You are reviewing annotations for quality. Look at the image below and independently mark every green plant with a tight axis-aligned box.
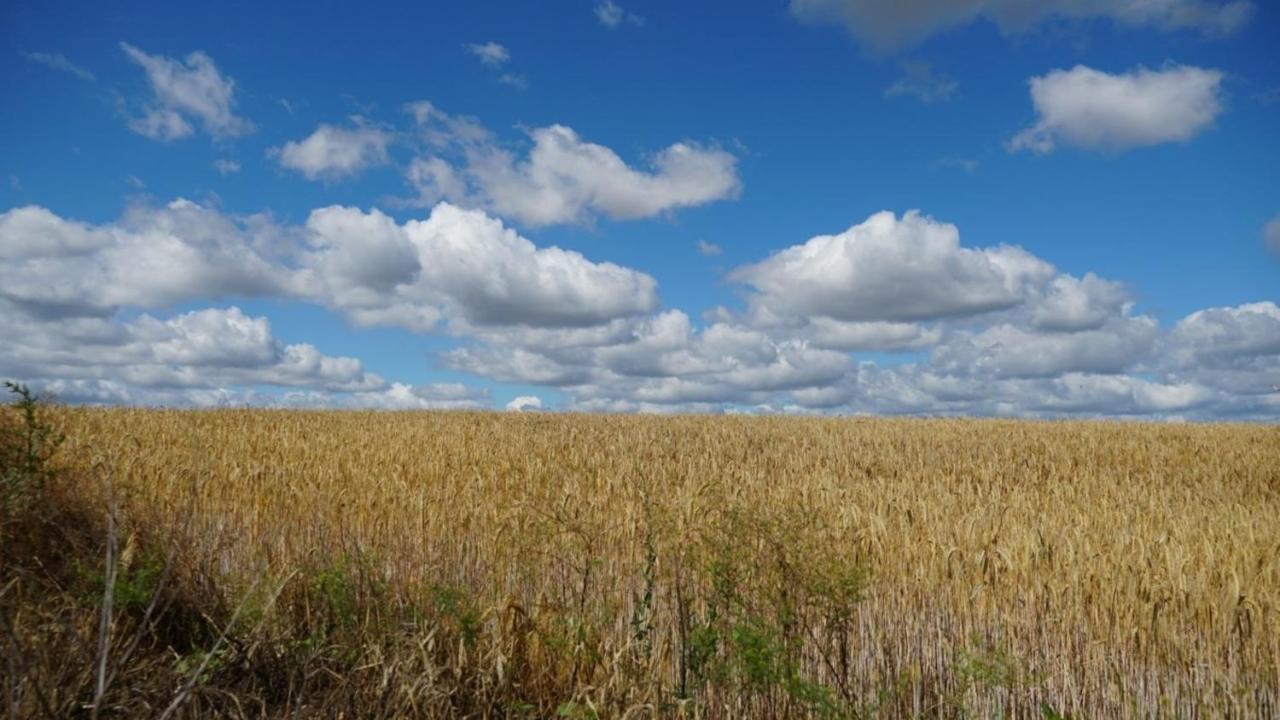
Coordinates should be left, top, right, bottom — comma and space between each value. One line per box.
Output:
430, 582, 482, 646
1, 382, 65, 511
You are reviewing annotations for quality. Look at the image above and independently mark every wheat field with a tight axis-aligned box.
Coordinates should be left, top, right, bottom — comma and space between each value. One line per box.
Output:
24, 408, 1280, 717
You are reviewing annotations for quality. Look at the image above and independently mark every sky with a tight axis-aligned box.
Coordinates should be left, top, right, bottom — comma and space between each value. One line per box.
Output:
1, 0, 1278, 419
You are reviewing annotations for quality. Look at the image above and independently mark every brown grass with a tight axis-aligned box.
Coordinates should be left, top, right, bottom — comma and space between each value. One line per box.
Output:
4, 407, 1279, 718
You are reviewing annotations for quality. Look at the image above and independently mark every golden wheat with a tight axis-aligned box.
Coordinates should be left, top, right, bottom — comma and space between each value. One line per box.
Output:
49, 408, 1280, 718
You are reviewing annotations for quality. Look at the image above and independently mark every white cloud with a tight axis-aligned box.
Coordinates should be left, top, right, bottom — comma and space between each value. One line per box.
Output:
1265, 216, 1280, 256
6, 199, 1275, 420
0, 201, 286, 317
334, 382, 488, 410
120, 43, 252, 140
885, 61, 957, 103
596, 1, 644, 28
130, 108, 193, 141
0, 199, 657, 334
696, 239, 723, 256
730, 210, 1052, 323
804, 318, 941, 352
790, 0, 1254, 51
506, 395, 543, 411
498, 73, 528, 89
1165, 303, 1280, 401
274, 122, 393, 181
0, 306, 383, 395
301, 203, 658, 329
405, 106, 740, 226
432, 210, 1280, 420
213, 159, 241, 175
445, 309, 853, 409
930, 316, 1159, 379
1009, 65, 1224, 153
466, 42, 510, 67
1028, 273, 1130, 331
24, 378, 491, 411
23, 51, 95, 81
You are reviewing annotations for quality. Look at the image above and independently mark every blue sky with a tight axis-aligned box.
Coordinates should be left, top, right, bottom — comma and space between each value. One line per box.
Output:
2, 0, 1278, 418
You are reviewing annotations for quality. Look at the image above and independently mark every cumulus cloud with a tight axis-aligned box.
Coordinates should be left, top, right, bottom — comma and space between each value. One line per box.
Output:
0, 199, 655, 334
930, 316, 1159, 379
301, 203, 658, 329
803, 318, 941, 352
1009, 65, 1224, 153
446, 311, 852, 409
0, 305, 383, 396
789, 0, 1254, 51
22, 51, 95, 81
213, 159, 241, 175
327, 382, 489, 410
506, 395, 543, 411
731, 210, 1052, 323
121, 43, 253, 140
1163, 302, 1280, 402
27, 378, 490, 411
403, 104, 740, 226
431, 210, 1276, 420
5, 199, 1275, 420
466, 42, 510, 67
0, 201, 286, 317
274, 121, 393, 181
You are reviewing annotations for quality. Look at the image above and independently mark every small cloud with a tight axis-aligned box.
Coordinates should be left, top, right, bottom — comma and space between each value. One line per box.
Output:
498, 73, 528, 89
1264, 215, 1280, 256
272, 120, 393, 182
505, 395, 543, 412
8, 175, 22, 191
935, 157, 979, 174
214, 159, 241, 175
22, 50, 95, 81
467, 42, 510, 67
885, 61, 957, 104
125, 175, 146, 189
1008, 64, 1223, 154
595, 1, 644, 28
696, 239, 724, 256
120, 43, 253, 141
278, 98, 299, 115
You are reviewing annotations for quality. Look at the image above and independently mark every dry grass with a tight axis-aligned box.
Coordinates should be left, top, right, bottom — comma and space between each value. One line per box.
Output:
5, 407, 1279, 718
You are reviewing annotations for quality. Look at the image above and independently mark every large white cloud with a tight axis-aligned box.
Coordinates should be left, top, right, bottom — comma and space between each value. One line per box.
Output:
403, 105, 740, 226
1009, 65, 1224, 153
1164, 302, 1280, 400
274, 122, 393, 181
445, 309, 852, 409
436, 211, 1276, 420
929, 316, 1159, 379
4, 199, 1275, 420
0, 199, 657, 333
790, 0, 1253, 51
730, 211, 1054, 323
0, 306, 381, 393
0, 201, 286, 317
121, 43, 253, 140
300, 203, 658, 329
